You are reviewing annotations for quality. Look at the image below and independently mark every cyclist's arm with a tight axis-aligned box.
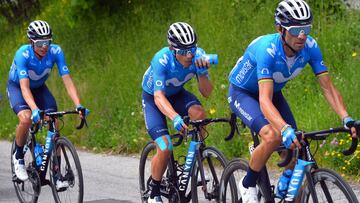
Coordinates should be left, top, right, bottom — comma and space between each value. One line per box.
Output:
258, 81, 286, 132
197, 75, 213, 98
62, 74, 81, 106
19, 79, 38, 110
317, 74, 349, 120
154, 90, 179, 120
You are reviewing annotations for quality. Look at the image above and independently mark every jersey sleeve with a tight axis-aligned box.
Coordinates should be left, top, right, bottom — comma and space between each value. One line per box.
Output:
51, 45, 70, 76
151, 53, 168, 93
14, 49, 30, 80
307, 37, 328, 77
256, 43, 275, 83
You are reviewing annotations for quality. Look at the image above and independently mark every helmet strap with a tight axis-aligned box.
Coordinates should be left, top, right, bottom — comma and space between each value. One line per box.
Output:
281, 28, 297, 55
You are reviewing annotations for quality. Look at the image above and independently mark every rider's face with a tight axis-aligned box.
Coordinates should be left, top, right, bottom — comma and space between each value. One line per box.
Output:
175, 50, 195, 68
31, 39, 50, 58
282, 28, 307, 54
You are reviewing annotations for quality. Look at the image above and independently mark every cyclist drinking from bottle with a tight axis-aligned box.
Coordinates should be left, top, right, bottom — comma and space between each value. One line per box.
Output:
7, 20, 89, 189
141, 22, 214, 203
227, 1, 358, 202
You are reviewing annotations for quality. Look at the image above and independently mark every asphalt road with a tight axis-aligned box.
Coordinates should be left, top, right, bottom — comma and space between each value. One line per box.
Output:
1, 140, 359, 203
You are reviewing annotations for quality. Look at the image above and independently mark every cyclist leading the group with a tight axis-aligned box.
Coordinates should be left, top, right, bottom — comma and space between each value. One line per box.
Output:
227, 0, 358, 202
7, 20, 88, 186
141, 22, 214, 203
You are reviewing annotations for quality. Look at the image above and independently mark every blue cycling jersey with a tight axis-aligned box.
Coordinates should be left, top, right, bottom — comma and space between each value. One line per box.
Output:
142, 47, 208, 96
229, 33, 328, 93
8, 44, 70, 88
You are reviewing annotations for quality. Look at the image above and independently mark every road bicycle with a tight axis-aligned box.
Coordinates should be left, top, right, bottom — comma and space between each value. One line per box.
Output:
139, 114, 239, 202
220, 121, 359, 203
11, 109, 87, 203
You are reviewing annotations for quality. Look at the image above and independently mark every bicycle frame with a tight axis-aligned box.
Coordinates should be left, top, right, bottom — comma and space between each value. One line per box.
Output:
249, 126, 358, 203
165, 129, 203, 201
27, 119, 58, 184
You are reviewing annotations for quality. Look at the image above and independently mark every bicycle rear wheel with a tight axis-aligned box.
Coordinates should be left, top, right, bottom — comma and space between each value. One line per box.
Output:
11, 138, 41, 203
139, 141, 157, 202
191, 146, 235, 202
50, 137, 83, 203
301, 168, 358, 203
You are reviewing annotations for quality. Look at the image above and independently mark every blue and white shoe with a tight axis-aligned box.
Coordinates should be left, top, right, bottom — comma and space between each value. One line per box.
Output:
148, 196, 163, 203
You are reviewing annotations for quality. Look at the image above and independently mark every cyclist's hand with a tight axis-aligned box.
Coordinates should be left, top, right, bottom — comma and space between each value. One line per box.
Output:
195, 57, 210, 76
343, 116, 358, 138
31, 109, 41, 123
281, 125, 301, 149
172, 115, 187, 132
76, 104, 90, 119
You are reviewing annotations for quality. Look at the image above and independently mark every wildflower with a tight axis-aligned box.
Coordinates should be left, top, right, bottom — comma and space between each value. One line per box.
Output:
133, 138, 138, 143
131, 112, 135, 116
330, 138, 338, 146
342, 167, 346, 170
210, 108, 216, 115
352, 52, 357, 57
320, 140, 326, 148
220, 84, 226, 89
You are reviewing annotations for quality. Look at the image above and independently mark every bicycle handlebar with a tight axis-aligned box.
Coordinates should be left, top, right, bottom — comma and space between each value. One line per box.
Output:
277, 123, 359, 167
171, 113, 239, 147
32, 110, 88, 134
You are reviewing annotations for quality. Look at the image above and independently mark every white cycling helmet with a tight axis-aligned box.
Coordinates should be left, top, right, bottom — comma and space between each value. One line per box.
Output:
167, 22, 197, 49
27, 20, 52, 40
275, 0, 312, 27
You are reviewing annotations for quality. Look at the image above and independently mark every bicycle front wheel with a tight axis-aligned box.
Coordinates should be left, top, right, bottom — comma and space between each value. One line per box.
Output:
50, 137, 83, 203
190, 146, 234, 202
301, 168, 358, 203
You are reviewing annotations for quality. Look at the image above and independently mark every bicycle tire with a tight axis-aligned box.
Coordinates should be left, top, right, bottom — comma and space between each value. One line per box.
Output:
139, 141, 157, 203
219, 158, 248, 203
50, 137, 83, 203
139, 141, 185, 203
11, 138, 40, 203
191, 146, 234, 202
301, 168, 359, 203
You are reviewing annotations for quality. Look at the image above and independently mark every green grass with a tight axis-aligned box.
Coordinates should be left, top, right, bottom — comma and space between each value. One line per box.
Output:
0, 0, 359, 178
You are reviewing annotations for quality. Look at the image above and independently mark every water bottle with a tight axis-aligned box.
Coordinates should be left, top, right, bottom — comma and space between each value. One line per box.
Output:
194, 53, 218, 65
34, 143, 44, 167
285, 159, 313, 202
275, 169, 293, 199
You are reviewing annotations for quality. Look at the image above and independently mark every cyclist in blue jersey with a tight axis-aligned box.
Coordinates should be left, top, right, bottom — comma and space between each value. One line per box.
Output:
6, 20, 88, 186
227, 1, 358, 202
142, 22, 214, 203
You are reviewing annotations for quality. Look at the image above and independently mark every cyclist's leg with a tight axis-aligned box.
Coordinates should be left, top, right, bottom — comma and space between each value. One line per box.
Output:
7, 80, 32, 180
228, 85, 281, 201
272, 91, 297, 168
169, 89, 205, 135
142, 91, 173, 198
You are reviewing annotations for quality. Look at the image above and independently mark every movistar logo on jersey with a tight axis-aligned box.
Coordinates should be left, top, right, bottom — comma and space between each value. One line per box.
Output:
159, 54, 169, 66
306, 38, 317, 48
272, 67, 303, 83
165, 73, 194, 87
28, 68, 51, 81
266, 43, 277, 58
22, 50, 30, 59
235, 60, 253, 83
50, 47, 62, 55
